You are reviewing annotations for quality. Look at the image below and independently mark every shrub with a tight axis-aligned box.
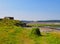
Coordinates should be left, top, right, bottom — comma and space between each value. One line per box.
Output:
30, 28, 41, 37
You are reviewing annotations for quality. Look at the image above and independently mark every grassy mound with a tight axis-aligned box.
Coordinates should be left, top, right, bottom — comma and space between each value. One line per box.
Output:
0, 18, 25, 27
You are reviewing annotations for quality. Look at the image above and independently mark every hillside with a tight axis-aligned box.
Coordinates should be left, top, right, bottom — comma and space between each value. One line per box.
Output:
0, 17, 60, 44
0, 17, 26, 27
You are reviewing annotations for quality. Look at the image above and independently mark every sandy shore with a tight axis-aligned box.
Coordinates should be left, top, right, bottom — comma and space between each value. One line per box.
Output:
24, 27, 60, 32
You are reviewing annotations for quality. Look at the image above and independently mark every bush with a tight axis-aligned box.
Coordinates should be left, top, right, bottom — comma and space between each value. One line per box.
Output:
31, 28, 41, 37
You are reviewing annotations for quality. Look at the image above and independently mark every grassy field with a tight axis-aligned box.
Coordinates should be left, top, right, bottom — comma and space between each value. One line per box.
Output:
27, 23, 60, 27
0, 26, 60, 44
0, 19, 60, 44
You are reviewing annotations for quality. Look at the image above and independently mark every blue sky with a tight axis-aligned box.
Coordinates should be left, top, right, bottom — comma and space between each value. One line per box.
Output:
0, 0, 60, 20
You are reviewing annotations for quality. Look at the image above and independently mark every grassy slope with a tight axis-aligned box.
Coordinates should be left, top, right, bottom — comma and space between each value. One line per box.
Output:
0, 19, 60, 44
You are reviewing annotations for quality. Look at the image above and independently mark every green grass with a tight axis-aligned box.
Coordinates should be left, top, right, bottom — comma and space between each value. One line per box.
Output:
0, 26, 60, 44
0, 18, 60, 44
28, 24, 60, 27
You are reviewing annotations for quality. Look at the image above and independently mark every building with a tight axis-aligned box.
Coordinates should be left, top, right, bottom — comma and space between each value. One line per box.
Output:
4, 17, 14, 20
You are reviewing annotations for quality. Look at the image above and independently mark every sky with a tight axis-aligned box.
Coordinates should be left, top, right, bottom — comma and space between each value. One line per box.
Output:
0, 0, 60, 21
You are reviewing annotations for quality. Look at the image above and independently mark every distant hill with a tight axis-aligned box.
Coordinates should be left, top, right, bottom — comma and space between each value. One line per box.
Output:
21, 20, 34, 23
37, 20, 60, 22
21, 20, 60, 23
